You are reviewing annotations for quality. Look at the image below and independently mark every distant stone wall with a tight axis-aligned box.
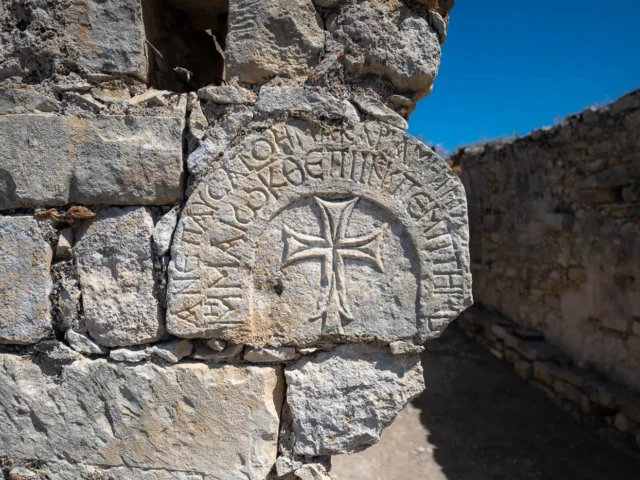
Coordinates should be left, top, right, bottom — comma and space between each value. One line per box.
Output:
452, 90, 640, 392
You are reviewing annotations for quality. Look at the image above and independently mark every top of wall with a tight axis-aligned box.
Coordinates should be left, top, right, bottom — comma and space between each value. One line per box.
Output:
450, 89, 640, 167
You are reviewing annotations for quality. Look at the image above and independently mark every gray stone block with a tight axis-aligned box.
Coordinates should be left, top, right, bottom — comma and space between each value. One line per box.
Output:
0, 215, 52, 344
327, 1, 441, 99
74, 207, 164, 347
256, 86, 359, 122
0, 354, 283, 478
351, 95, 408, 130
225, 0, 324, 84
285, 344, 424, 455
198, 85, 257, 105
0, 0, 147, 80
0, 114, 184, 209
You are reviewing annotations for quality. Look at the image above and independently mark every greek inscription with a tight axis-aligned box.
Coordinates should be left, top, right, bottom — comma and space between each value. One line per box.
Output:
167, 121, 470, 343
407, 192, 433, 221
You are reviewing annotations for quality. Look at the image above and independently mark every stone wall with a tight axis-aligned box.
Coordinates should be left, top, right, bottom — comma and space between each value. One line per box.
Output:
0, 1, 468, 479
451, 91, 640, 450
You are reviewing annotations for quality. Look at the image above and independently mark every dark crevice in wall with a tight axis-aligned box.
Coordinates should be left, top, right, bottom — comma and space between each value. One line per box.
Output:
142, 0, 229, 92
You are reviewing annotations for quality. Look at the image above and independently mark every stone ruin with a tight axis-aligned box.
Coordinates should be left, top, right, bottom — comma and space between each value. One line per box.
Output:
451, 90, 640, 453
0, 0, 470, 478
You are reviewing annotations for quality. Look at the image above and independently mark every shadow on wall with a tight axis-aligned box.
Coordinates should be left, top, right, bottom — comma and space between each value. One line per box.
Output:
412, 323, 640, 480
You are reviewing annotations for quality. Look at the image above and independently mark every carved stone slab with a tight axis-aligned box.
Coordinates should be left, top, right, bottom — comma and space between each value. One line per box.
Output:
167, 120, 471, 346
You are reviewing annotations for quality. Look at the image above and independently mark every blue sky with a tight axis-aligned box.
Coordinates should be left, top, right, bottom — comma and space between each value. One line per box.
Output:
409, 0, 640, 153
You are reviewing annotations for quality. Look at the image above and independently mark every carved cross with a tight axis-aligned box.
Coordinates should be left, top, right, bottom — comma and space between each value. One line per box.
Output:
281, 196, 386, 333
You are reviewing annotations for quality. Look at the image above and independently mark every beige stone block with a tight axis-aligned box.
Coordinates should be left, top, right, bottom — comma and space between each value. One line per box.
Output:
0, 355, 284, 477
225, 0, 324, 84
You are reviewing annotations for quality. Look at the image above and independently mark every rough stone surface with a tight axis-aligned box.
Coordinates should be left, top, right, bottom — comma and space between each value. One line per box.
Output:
453, 90, 640, 391
351, 95, 409, 130
327, 1, 441, 98
225, 0, 324, 84
150, 339, 193, 363
187, 107, 254, 176
0, 0, 148, 81
109, 346, 151, 363
191, 343, 244, 361
17, 462, 206, 480
188, 100, 208, 140
75, 207, 164, 347
294, 464, 331, 480
153, 207, 180, 257
389, 340, 425, 355
0, 114, 185, 209
244, 346, 297, 363
285, 344, 424, 455
65, 329, 109, 355
0, 354, 284, 478
207, 338, 227, 351
256, 87, 359, 122
55, 228, 74, 259
34, 340, 82, 363
56, 277, 84, 333
0, 216, 52, 344
168, 119, 471, 346
8, 467, 39, 479
198, 85, 257, 105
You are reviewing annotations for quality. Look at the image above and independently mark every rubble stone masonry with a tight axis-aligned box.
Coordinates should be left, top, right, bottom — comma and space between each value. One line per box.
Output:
452, 90, 640, 452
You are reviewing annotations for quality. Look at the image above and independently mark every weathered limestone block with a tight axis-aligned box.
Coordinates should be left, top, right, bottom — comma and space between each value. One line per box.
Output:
0, 114, 184, 209
25, 462, 205, 480
75, 207, 164, 347
65, 329, 109, 355
225, 0, 325, 84
153, 207, 180, 257
0, 216, 52, 344
0, 0, 147, 80
150, 339, 193, 363
327, 1, 441, 98
168, 119, 471, 346
109, 346, 151, 363
351, 95, 409, 130
55, 228, 74, 259
245, 346, 297, 363
0, 354, 283, 478
0, 84, 59, 115
285, 344, 424, 454
198, 85, 258, 105
256, 86, 359, 122
187, 106, 255, 176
